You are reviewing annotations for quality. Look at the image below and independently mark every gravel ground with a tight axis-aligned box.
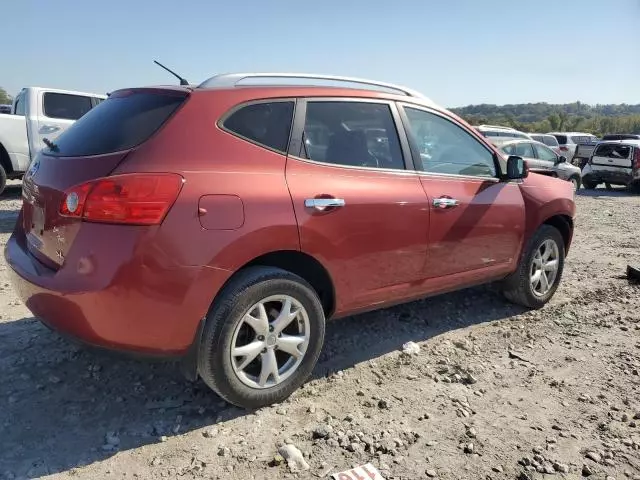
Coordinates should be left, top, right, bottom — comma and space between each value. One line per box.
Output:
1, 181, 639, 480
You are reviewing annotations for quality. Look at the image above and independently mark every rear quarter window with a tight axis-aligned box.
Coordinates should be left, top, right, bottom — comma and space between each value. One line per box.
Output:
46, 90, 186, 157
543, 136, 559, 147
222, 101, 294, 153
552, 135, 568, 145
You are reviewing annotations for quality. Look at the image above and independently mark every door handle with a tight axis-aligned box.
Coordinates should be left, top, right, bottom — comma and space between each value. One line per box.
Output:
304, 198, 346, 211
433, 197, 459, 209
39, 125, 61, 134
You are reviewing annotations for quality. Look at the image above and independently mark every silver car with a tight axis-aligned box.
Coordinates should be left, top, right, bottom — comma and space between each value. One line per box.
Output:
491, 138, 583, 190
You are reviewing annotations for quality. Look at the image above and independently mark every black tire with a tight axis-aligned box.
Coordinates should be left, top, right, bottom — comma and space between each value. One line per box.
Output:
569, 175, 581, 191
0, 163, 6, 196
605, 182, 613, 191
502, 225, 565, 309
582, 178, 598, 190
197, 266, 325, 409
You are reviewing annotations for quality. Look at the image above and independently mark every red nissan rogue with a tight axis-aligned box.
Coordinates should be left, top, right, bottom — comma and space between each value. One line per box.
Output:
5, 73, 576, 409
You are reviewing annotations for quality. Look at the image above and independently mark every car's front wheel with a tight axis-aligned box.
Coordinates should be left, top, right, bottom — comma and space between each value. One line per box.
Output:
502, 225, 565, 309
198, 266, 325, 409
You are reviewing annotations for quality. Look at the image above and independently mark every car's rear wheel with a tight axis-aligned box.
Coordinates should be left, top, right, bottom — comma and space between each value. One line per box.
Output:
502, 225, 565, 309
198, 266, 325, 409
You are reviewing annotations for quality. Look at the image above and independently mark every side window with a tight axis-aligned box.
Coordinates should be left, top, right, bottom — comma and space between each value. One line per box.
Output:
543, 136, 558, 147
43, 93, 93, 120
14, 94, 25, 116
302, 101, 404, 170
403, 107, 496, 177
513, 142, 535, 158
534, 144, 558, 162
222, 101, 294, 153
502, 144, 517, 156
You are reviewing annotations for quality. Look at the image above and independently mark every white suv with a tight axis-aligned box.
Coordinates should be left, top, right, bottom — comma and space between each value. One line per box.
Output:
476, 125, 533, 141
581, 140, 640, 191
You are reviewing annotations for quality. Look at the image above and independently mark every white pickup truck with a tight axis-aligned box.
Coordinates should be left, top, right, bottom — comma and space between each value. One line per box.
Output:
0, 87, 106, 194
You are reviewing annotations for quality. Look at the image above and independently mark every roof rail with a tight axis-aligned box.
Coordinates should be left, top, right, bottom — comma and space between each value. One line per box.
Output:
197, 73, 430, 100
477, 124, 517, 131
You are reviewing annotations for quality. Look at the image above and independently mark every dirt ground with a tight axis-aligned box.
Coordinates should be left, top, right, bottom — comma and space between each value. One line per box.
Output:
1, 180, 639, 480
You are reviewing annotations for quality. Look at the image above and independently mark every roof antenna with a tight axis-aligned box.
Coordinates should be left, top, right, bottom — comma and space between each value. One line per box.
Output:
153, 60, 189, 86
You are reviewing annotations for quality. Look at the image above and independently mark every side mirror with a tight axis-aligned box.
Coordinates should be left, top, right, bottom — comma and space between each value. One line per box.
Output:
505, 155, 528, 180
556, 155, 567, 164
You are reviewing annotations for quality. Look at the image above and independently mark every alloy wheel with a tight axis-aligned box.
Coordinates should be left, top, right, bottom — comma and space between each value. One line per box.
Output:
530, 239, 560, 297
230, 295, 310, 389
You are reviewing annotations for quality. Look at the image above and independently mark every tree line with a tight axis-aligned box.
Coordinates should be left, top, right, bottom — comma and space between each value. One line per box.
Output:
450, 102, 640, 136
0, 87, 12, 105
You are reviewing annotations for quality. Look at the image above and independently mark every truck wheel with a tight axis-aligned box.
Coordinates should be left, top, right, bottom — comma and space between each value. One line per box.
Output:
198, 266, 325, 409
502, 225, 565, 309
0, 164, 6, 196
582, 178, 598, 190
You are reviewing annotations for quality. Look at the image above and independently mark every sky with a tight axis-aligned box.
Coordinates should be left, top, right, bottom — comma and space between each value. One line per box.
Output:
2, 0, 639, 107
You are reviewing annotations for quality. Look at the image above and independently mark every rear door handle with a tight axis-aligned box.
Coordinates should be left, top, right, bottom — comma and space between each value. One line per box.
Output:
304, 198, 346, 211
433, 197, 459, 209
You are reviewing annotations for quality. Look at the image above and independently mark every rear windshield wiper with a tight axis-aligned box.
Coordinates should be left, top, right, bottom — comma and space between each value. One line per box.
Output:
43, 137, 59, 152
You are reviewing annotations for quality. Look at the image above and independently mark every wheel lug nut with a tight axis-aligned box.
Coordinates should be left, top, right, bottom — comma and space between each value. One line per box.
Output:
257, 335, 264, 341
269, 325, 274, 332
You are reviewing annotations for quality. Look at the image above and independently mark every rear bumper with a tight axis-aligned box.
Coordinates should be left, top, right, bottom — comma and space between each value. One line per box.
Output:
584, 166, 637, 185
5, 225, 231, 356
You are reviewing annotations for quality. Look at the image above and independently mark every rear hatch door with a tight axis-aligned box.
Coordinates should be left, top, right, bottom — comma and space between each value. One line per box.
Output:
591, 143, 633, 169
20, 88, 188, 268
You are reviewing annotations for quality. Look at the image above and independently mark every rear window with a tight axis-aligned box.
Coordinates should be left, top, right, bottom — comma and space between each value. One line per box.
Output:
594, 144, 631, 158
571, 135, 596, 144
552, 134, 568, 145
46, 91, 186, 157
542, 136, 559, 147
43, 92, 93, 120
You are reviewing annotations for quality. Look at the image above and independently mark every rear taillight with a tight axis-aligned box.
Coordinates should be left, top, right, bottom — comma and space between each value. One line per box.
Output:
60, 173, 183, 225
559, 146, 569, 152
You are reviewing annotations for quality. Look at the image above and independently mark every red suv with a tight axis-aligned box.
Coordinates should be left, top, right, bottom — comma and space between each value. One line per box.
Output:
5, 74, 575, 409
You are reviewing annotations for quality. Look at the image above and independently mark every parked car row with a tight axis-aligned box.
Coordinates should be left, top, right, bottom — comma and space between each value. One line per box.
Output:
475, 124, 640, 191
475, 126, 584, 190
4, 72, 576, 408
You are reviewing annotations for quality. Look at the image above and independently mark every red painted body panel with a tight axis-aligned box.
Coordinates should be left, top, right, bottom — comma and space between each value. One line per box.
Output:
285, 157, 429, 315
4, 84, 576, 357
419, 176, 525, 278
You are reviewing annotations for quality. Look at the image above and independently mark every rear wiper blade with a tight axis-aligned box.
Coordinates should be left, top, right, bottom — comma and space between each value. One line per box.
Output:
43, 137, 59, 151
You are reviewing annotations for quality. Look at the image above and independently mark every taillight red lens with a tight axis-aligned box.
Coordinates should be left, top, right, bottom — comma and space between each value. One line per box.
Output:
60, 173, 183, 225
559, 146, 569, 152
